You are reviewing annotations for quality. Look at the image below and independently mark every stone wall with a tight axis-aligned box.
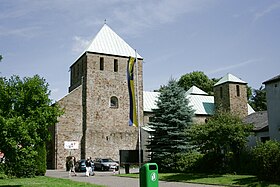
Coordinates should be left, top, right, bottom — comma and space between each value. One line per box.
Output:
52, 53, 143, 169
84, 53, 143, 161
192, 115, 209, 124
55, 86, 83, 169
214, 83, 247, 118
228, 83, 248, 118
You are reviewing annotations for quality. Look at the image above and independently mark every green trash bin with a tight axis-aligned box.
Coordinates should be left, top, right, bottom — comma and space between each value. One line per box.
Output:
140, 163, 158, 187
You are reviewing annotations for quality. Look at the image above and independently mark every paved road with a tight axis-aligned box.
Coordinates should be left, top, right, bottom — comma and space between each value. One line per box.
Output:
46, 169, 221, 187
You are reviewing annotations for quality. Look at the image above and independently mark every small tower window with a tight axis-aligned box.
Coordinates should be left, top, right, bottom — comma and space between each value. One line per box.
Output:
110, 96, 118, 108
220, 87, 223, 98
236, 85, 240, 97
100, 57, 104, 71
114, 59, 118, 72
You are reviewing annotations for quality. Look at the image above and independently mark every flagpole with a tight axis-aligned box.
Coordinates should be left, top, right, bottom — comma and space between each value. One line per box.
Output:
135, 49, 141, 169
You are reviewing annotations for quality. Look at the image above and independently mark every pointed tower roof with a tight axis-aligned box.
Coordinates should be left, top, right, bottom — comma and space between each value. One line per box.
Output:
214, 73, 246, 86
186, 86, 208, 95
85, 24, 142, 59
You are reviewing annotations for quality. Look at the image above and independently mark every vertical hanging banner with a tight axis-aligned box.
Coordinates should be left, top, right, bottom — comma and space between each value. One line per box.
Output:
127, 56, 138, 127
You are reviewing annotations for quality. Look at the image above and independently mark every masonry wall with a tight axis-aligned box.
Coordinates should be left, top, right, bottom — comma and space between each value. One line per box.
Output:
52, 52, 144, 169
55, 86, 83, 169
214, 84, 230, 112
192, 115, 209, 124
229, 84, 247, 117
214, 83, 247, 118
69, 55, 86, 92
84, 53, 143, 161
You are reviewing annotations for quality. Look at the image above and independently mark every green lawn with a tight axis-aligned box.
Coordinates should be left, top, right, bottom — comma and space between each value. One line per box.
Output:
120, 173, 280, 187
0, 176, 105, 187
1, 173, 280, 187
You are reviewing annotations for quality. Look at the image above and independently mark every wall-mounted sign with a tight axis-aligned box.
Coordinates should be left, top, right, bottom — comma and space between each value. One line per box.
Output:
64, 141, 79, 150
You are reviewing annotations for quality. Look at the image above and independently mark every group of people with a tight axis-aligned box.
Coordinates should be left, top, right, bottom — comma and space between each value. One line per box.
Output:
68, 156, 94, 177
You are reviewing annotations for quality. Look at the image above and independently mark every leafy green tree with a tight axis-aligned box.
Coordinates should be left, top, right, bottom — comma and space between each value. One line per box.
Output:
178, 71, 218, 95
252, 140, 280, 182
188, 113, 253, 172
249, 86, 267, 111
0, 75, 63, 177
147, 79, 194, 171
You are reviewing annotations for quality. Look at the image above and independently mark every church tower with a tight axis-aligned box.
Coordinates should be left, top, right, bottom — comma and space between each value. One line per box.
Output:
50, 24, 143, 169
213, 73, 248, 118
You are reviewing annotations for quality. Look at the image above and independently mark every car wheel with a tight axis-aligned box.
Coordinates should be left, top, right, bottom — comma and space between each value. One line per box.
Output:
101, 166, 104, 171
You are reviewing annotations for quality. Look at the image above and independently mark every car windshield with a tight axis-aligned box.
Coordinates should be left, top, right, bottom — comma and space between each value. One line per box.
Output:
102, 159, 114, 162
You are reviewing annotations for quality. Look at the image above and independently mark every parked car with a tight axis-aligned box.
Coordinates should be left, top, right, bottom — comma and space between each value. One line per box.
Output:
94, 158, 119, 171
74, 159, 94, 172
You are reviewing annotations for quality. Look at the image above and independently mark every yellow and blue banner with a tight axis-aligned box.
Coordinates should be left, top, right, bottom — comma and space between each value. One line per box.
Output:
127, 57, 138, 127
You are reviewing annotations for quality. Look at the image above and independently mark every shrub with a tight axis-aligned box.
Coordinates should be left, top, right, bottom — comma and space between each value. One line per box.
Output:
35, 143, 47, 176
252, 140, 280, 182
4, 146, 37, 178
0, 164, 8, 179
227, 148, 255, 174
159, 152, 203, 173
174, 152, 204, 172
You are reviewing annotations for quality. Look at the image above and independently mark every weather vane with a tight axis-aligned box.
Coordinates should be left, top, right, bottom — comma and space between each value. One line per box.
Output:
104, 19, 107, 24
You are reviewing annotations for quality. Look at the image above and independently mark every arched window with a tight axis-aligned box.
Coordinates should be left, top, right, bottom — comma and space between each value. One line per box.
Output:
110, 96, 118, 108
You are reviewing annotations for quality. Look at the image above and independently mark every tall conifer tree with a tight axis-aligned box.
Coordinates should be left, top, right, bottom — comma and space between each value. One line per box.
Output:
147, 79, 194, 165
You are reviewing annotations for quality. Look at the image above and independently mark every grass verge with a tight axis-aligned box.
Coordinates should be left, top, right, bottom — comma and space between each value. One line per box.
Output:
0, 176, 105, 187
119, 173, 280, 187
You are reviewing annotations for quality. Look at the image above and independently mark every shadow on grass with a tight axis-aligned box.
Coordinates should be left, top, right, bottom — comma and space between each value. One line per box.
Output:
232, 177, 280, 187
160, 173, 280, 187
0, 185, 22, 187
231, 176, 261, 187
159, 173, 223, 182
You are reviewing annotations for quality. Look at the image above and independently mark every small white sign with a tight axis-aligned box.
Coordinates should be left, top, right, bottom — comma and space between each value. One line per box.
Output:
64, 141, 79, 150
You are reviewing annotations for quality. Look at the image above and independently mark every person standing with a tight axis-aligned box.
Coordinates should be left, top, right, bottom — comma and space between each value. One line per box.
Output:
68, 156, 77, 176
85, 157, 92, 177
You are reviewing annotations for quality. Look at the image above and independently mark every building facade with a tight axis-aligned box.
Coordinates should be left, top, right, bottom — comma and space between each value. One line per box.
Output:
263, 75, 280, 141
48, 24, 143, 169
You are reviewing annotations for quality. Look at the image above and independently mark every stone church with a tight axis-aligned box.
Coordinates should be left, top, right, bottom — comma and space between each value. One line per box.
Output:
47, 24, 255, 170
47, 24, 143, 169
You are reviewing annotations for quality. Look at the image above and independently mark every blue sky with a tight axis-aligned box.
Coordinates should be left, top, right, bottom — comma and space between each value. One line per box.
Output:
0, 0, 280, 101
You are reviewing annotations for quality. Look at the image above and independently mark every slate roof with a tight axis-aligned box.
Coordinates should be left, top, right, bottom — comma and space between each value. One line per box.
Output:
214, 73, 247, 86
243, 111, 268, 132
84, 24, 142, 59
263, 74, 280, 84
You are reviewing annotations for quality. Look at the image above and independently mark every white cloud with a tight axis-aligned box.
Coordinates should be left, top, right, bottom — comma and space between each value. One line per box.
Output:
72, 36, 91, 54
110, 0, 214, 37
207, 59, 262, 75
253, 1, 280, 22
0, 26, 42, 38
